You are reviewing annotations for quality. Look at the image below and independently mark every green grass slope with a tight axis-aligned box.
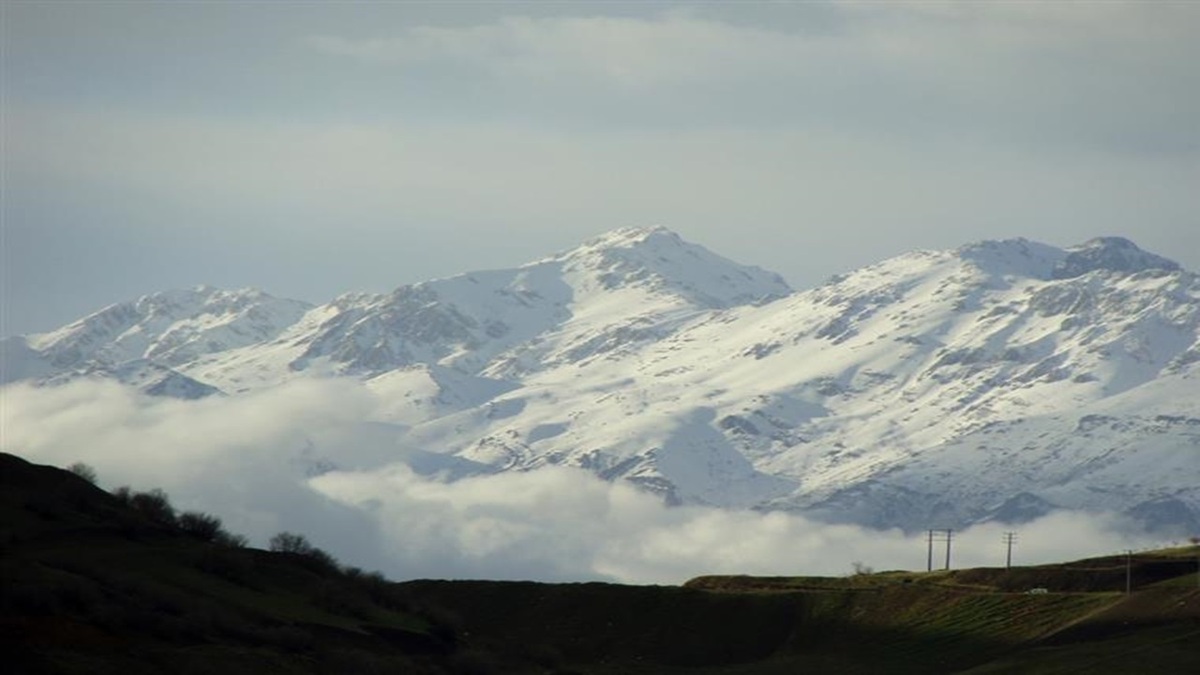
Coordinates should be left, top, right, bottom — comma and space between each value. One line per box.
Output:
397, 552, 1199, 673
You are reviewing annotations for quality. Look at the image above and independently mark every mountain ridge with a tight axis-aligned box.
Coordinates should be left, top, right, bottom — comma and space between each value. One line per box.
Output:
3, 228, 1197, 533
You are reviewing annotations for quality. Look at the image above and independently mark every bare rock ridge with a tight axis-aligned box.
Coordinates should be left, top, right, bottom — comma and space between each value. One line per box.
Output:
3, 228, 1197, 533
1054, 236, 1181, 279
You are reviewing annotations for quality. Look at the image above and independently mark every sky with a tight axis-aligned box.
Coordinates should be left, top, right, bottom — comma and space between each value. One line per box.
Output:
3, 1, 1198, 337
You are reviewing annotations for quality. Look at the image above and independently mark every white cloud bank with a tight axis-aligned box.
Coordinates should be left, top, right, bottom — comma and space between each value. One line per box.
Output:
0, 379, 1167, 584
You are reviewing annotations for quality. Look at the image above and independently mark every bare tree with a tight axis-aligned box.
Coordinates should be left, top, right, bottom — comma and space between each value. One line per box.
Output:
270, 531, 314, 555
67, 462, 98, 484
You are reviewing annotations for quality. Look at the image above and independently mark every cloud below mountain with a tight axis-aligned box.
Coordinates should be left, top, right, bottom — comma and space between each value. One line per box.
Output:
1, 378, 1164, 583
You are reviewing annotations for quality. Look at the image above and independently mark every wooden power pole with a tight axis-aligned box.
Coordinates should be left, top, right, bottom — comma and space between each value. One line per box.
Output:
926, 529, 953, 571
1003, 532, 1017, 569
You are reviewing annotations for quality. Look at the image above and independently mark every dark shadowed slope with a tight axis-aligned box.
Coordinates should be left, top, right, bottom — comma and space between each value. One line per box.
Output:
0, 452, 460, 675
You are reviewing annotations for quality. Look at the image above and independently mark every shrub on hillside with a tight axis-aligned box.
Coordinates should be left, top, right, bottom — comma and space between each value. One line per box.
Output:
129, 488, 176, 525
67, 462, 98, 484
214, 530, 249, 548
302, 546, 340, 574
269, 531, 339, 573
178, 511, 223, 541
112, 485, 250, 545
269, 531, 314, 555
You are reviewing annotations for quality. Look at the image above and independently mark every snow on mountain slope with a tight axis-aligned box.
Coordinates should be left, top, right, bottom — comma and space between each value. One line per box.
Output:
4, 286, 313, 396
40, 359, 223, 400
1053, 236, 1181, 279
29, 286, 313, 368
179, 225, 790, 393
2, 286, 313, 398
387, 236, 1199, 529
365, 365, 518, 426
3, 230, 1197, 533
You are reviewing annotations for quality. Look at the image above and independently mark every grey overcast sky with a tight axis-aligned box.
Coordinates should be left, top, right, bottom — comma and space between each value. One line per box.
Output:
3, 1, 1198, 336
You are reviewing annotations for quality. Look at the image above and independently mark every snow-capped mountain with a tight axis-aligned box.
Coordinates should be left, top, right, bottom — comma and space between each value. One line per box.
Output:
1, 286, 312, 397
4, 229, 1198, 533
173, 226, 789, 395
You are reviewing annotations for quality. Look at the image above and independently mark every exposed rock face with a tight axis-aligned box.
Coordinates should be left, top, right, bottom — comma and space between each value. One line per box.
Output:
1053, 237, 1180, 280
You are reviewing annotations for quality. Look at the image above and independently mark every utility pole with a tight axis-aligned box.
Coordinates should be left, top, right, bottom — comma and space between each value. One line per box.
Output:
926, 529, 953, 571
1190, 536, 1200, 589
1003, 532, 1017, 569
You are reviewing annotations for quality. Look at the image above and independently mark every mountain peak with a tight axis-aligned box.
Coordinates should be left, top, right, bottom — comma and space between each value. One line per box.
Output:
26, 286, 313, 372
551, 226, 791, 309
585, 224, 676, 247
1053, 236, 1180, 279
954, 236, 1182, 281
955, 238, 1067, 279
566, 225, 685, 259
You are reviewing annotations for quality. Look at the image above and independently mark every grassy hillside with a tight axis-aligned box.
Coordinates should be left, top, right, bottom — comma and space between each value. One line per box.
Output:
680, 560, 1200, 674
398, 574, 1196, 674
4, 452, 1198, 674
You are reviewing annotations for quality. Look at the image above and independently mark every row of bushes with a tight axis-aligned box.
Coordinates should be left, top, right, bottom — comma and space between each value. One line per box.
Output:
108, 485, 251, 548
66, 461, 414, 613
71, 463, 318, 558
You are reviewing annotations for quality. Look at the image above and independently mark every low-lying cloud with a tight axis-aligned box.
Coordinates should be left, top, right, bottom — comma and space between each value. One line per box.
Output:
0, 379, 1166, 584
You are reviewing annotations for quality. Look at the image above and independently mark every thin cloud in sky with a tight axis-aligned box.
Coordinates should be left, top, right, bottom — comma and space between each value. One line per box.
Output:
3, 1, 1197, 339
302, 5, 1200, 152
308, 14, 797, 87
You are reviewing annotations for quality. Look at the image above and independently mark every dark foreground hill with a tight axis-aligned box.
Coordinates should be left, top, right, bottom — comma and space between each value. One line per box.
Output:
3, 453, 1198, 674
0, 453, 464, 674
